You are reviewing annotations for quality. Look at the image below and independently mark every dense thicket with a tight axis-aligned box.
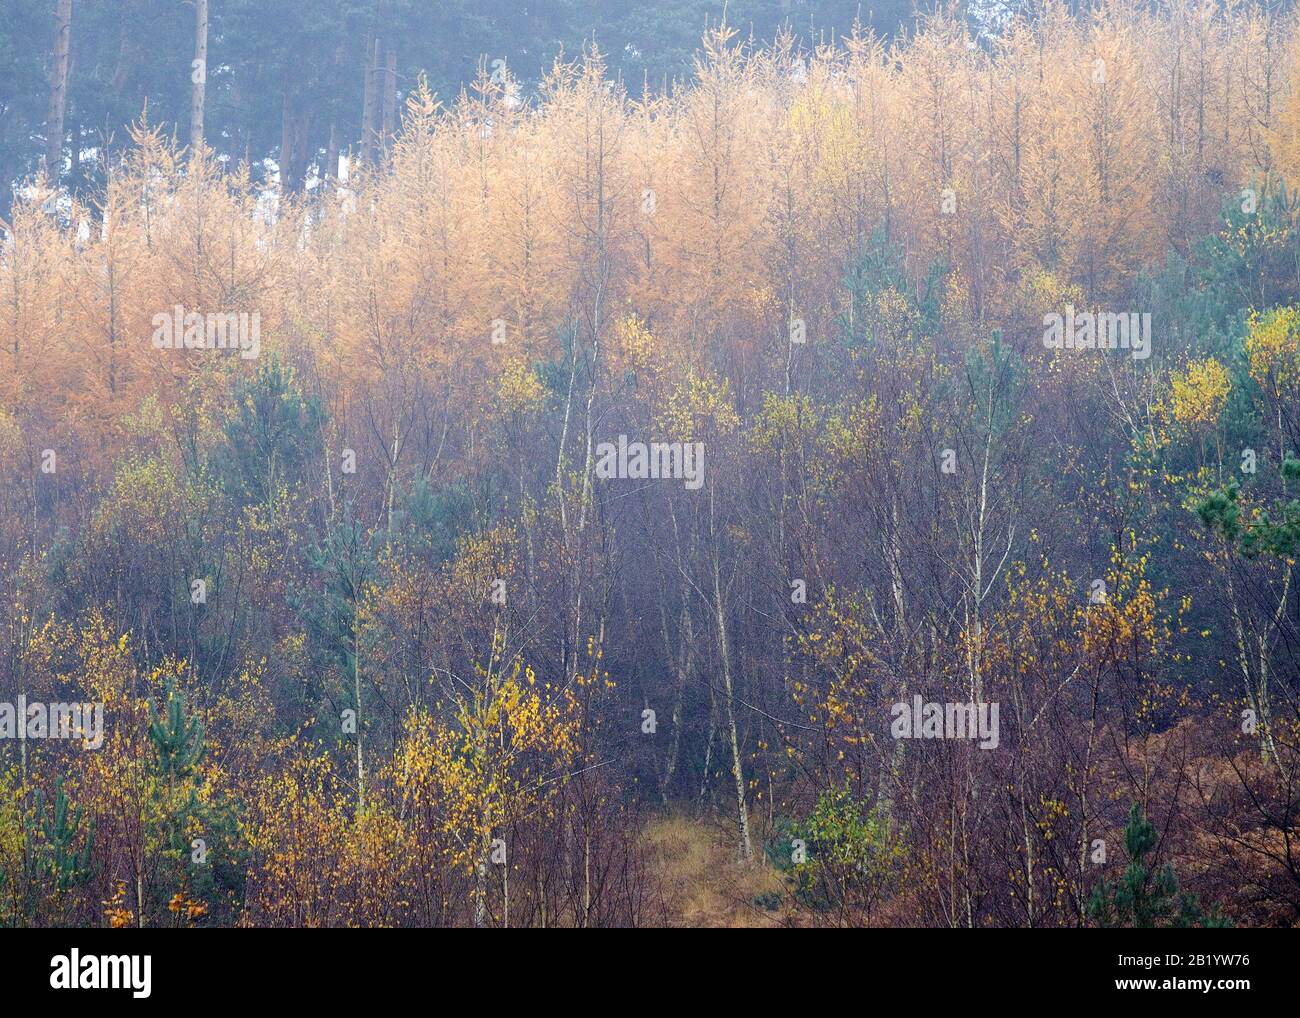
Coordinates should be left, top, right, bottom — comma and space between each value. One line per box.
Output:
5, 1, 1300, 927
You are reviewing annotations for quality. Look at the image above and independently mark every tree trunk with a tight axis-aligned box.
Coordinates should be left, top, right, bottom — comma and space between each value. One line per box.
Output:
280, 92, 293, 190
710, 491, 752, 862
325, 123, 339, 183
45, 0, 73, 178
353, 610, 365, 813
360, 35, 379, 165
190, 0, 208, 150
381, 49, 396, 159
659, 504, 694, 803
473, 815, 491, 927
278, 96, 311, 192
324, 43, 345, 182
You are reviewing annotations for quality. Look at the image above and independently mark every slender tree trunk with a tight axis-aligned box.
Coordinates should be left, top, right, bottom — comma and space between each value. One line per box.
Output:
190, 0, 208, 150
698, 695, 716, 806
45, 0, 73, 178
473, 832, 489, 928
582, 834, 591, 927
280, 92, 293, 190
294, 111, 311, 189
659, 503, 694, 803
354, 612, 365, 813
381, 49, 396, 159
360, 35, 379, 165
710, 492, 752, 862
110, 22, 130, 96
386, 421, 400, 532
324, 43, 344, 182
659, 596, 693, 803
325, 123, 339, 183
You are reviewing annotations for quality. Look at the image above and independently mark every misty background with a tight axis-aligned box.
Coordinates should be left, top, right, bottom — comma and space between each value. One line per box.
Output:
0, 0, 951, 208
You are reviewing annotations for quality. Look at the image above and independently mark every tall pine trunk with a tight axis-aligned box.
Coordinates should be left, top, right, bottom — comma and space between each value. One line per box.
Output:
381, 49, 396, 159
45, 0, 73, 178
360, 35, 379, 165
190, 0, 208, 150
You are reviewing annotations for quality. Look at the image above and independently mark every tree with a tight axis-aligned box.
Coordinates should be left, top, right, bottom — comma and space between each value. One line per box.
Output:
190, 0, 207, 150
43, 0, 72, 179
1089, 803, 1230, 928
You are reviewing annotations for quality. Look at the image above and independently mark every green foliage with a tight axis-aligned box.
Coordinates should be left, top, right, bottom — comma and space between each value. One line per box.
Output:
964, 329, 1025, 440
149, 685, 206, 784
1199, 175, 1300, 312
145, 683, 246, 924
839, 229, 947, 348
1196, 480, 1244, 542
773, 784, 901, 916
218, 356, 324, 509
296, 503, 379, 738
1, 773, 95, 926
1197, 456, 1300, 558
31, 778, 94, 894
393, 476, 475, 564
0, 769, 33, 927
1088, 804, 1230, 929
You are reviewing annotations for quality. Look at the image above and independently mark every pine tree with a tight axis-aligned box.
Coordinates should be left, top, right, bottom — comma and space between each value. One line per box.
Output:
32, 777, 94, 894
148, 685, 206, 786
1089, 804, 1230, 928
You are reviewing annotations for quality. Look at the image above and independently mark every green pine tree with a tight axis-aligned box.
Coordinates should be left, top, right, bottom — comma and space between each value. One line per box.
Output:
148, 684, 206, 786
1089, 804, 1231, 928
32, 777, 94, 894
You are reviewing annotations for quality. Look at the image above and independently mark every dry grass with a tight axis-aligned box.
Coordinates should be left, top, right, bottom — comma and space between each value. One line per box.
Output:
641, 812, 792, 928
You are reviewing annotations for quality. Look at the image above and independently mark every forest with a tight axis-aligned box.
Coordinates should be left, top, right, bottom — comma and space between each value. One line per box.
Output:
3, 0, 1300, 929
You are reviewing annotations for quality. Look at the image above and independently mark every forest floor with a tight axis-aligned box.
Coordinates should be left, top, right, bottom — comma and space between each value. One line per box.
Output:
643, 813, 792, 927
